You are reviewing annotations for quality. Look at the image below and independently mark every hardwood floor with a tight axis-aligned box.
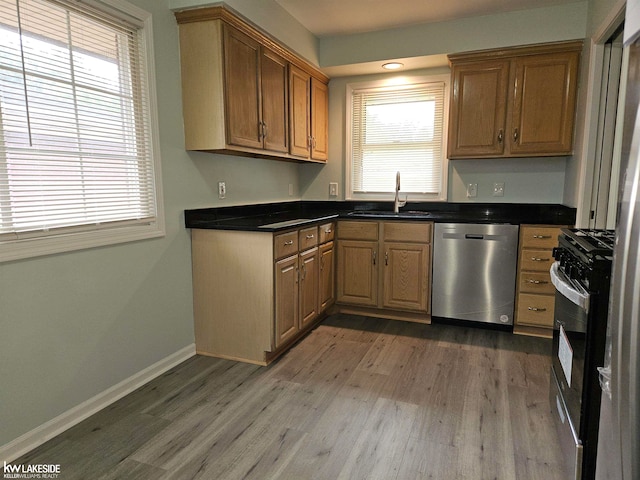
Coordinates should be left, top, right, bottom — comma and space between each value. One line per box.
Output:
17, 314, 567, 479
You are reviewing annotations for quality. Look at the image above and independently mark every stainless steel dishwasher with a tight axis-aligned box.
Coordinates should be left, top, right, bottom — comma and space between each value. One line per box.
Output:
432, 223, 519, 326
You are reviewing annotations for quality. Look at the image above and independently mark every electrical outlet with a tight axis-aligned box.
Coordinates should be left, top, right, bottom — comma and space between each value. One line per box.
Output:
466, 183, 478, 198
493, 182, 505, 197
218, 181, 226, 199
329, 182, 338, 197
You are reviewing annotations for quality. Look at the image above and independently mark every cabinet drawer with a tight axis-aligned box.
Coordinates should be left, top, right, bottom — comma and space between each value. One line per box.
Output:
299, 226, 318, 250
519, 271, 555, 295
274, 231, 298, 259
383, 222, 432, 243
338, 221, 378, 241
520, 226, 562, 249
517, 293, 555, 328
319, 222, 335, 244
519, 248, 555, 272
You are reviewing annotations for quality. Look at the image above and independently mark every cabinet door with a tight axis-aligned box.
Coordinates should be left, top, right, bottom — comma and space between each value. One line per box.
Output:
336, 240, 378, 306
289, 65, 311, 158
382, 242, 430, 312
299, 248, 319, 328
223, 25, 262, 149
448, 60, 509, 158
319, 241, 335, 312
310, 78, 328, 161
261, 48, 288, 153
510, 51, 579, 156
275, 255, 299, 348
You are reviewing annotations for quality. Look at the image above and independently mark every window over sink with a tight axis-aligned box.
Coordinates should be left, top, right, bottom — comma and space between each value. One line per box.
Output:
346, 74, 449, 202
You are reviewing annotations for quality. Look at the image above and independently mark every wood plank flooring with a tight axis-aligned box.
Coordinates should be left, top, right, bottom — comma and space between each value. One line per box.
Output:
17, 314, 567, 479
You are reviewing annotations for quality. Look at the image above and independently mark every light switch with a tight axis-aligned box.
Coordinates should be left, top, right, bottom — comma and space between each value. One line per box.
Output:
218, 181, 226, 199
329, 182, 339, 197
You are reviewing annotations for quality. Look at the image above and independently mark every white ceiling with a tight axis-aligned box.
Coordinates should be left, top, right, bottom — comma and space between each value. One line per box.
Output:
275, 0, 582, 37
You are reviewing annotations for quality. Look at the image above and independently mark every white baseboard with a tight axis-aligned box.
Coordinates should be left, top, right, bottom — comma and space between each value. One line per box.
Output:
0, 344, 196, 463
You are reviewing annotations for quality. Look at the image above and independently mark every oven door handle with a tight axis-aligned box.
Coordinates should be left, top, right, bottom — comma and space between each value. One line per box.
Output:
550, 262, 590, 312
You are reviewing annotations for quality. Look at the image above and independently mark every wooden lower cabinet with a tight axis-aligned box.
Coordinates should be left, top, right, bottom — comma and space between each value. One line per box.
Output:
191, 222, 334, 366
336, 240, 378, 306
299, 247, 319, 329
275, 254, 299, 347
514, 224, 564, 337
319, 241, 335, 312
336, 220, 432, 322
383, 242, 430, 312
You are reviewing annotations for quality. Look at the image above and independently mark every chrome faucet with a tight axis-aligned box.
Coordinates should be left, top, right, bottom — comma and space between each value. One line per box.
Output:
394, 171, 407, 213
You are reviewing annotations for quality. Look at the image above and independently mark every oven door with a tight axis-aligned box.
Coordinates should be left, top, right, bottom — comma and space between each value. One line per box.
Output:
549, 262, 590, 479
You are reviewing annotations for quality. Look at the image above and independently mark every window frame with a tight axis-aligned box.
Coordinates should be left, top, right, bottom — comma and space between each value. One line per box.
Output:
345, 74, 450, 202
0, 0, 165, 263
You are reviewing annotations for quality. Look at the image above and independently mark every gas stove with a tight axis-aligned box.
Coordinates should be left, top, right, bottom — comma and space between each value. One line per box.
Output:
554, 229, 615, 290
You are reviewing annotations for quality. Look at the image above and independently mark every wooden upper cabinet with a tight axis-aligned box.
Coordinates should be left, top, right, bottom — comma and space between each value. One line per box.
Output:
175, 5, 329, 163
447, 41, 582, 159
509, 51, 579, 156
260, 48, 289, 153
289, 65, 311, 158
310, 78, 329, 161
223, 25, 262, 149
289, 66, 329, 163
448, 60, 509, 157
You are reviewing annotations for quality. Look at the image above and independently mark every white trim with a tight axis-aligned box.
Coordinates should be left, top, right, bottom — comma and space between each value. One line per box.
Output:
0, 344, 196, 463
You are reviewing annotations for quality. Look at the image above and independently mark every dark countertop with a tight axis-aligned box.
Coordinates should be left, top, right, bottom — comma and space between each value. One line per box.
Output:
185, 201, 577, 232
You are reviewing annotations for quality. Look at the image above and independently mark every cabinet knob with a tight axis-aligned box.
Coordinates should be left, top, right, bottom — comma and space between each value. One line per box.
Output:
513, 128, 519, 142
306, 234, 315, 239
284, 240, 294, 246
498, 129, 503, 143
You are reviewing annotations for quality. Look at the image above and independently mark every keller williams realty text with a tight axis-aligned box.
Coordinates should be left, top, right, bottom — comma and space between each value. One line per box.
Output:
3, 462, 60, 479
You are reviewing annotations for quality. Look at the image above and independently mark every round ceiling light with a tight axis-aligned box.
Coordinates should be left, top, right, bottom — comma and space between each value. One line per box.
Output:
382, 62, 404, 70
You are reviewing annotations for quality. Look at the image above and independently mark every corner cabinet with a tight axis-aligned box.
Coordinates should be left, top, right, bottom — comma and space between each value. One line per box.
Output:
190, 222, 335, 365
447, 41, 582, 159
175, 6, 329, 163
336, 220, 432, 323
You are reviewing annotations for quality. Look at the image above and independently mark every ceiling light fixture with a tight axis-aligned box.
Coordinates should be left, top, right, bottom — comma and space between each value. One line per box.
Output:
382, 62, 404, 70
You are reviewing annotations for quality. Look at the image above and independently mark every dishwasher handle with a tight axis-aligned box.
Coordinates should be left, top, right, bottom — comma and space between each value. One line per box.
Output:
464, 234, 485, 240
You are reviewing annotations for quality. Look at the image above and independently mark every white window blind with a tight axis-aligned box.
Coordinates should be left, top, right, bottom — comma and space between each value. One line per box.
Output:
0, 0, 160, 257
350, 80, 446, 197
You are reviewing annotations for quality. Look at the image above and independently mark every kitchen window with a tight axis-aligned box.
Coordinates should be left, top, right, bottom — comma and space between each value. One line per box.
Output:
0, 0, 163, 262
346, 75, 449, 201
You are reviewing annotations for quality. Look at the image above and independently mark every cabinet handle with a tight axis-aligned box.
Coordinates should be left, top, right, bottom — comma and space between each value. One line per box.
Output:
262, 122, 268, 139
513, 128, 519, 142
385, 251, 388, 266
373, 251, 377, 265
498, 129, 503, 143
320, 256, 324, 270
308, 135, 313, 149
324, 228, 332, 234
531, 257, 549, 262
312, 136, 317, 149
528, 306, 547, 312
532, 235, 551, 239
284, 240, 294, 246
295, 266, 299, 284
301, 264, 306, 280
306, 234, 315, 239
527, 279, 549, 284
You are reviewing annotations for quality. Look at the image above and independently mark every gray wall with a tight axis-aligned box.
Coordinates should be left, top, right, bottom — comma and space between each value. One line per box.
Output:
0, 0, 303, 449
